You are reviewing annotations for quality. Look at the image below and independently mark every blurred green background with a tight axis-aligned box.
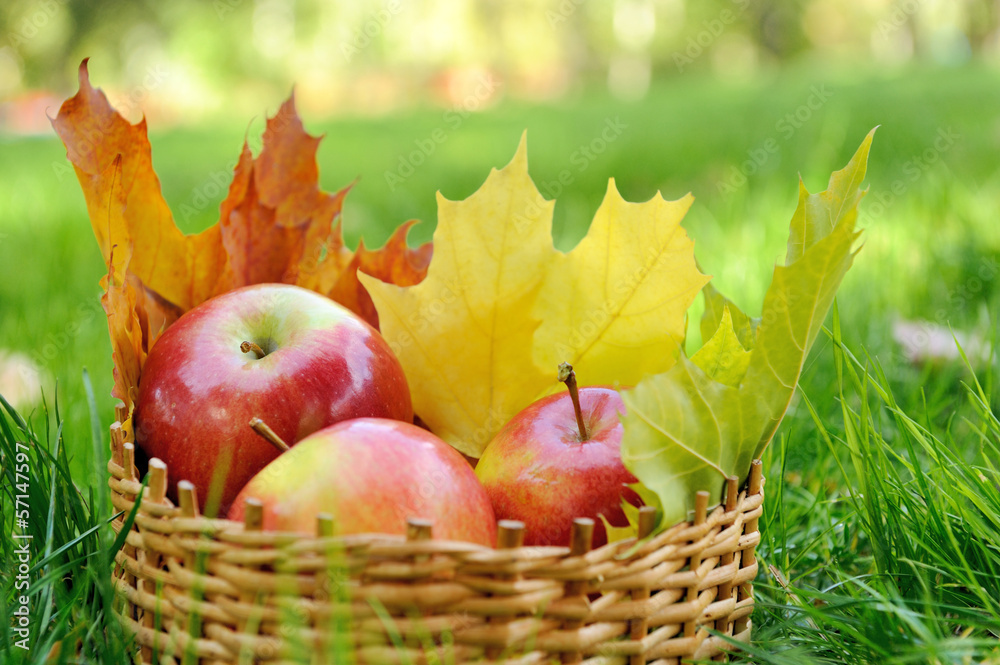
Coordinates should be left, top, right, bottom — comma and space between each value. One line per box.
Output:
1, 0, 999, 482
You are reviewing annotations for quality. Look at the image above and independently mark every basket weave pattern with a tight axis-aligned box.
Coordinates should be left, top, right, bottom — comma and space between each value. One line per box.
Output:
107, 409, 764, 664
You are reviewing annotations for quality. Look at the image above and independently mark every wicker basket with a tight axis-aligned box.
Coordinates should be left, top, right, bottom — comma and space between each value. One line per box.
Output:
107, 403, 764, 665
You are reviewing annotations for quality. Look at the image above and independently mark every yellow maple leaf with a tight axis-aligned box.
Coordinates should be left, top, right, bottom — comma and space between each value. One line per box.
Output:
533, 180, 707, 394
362, 134, 705, 457
361, 135, 556, 455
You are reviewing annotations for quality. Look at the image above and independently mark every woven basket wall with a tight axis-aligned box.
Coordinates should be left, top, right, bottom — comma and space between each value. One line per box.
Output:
106, 404, 764, 665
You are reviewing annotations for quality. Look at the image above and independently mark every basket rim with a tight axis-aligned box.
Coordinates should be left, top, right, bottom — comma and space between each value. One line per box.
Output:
108, 412, 765, 553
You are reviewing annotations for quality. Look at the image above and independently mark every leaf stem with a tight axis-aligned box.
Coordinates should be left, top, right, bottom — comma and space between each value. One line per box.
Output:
558, 362, 589, 442
249, 417, 290, 453
241, 341, 266, 359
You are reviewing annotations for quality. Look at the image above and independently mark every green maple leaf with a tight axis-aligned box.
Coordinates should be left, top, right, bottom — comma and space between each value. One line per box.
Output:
621, 128, 876, 530
691, 305, 751, 387
700, 281, 758, 351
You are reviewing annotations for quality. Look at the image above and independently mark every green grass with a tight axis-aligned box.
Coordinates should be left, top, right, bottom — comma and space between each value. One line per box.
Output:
1, 63, 1000, 662
0, 384, 133, 663
746, 313, 1000, 663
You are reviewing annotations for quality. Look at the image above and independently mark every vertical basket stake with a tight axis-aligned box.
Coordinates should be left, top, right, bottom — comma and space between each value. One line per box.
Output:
148, 458, 168, 504
108, 418, 128, 594
316, 513, 334, 537
178, 480, 200, 519
122, 442, 138, 482
113, 401, 128, 441
235, 498, 270, 661
712, 476, 740, 661
316, 511, 336, 600
114, 401, 134, 444
114, 401, 129, 428
683, 491, 710, 643
628, 505, 658, 665
405, 516, 435, 640
317, 513, 350, 665
110, 422, 125, 468
317, 513, 336, 604
139, 458, 168, 664
107, 423, 126, 616
237, 497, 265, 632
486, 520, 525, 661
734, 460, 763, 636
406, 517, 433, 561
176, 480, 205, 665
561, 517, 595, 665
119, 443, 139, 621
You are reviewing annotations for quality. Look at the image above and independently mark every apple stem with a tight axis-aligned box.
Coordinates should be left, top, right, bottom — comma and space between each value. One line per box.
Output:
249, 417, 290, 453
241, 341, 266, 359
558, 362, 589, 442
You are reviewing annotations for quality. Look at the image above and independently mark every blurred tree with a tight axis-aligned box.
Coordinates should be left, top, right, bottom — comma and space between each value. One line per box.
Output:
2, 0, 999, 124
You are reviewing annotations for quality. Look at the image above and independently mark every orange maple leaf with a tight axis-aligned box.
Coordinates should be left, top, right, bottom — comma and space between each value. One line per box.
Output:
52, 60, 431, 408
329, 220, 433, 328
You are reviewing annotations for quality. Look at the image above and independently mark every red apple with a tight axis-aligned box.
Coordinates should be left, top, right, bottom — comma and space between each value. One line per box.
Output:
475, 364, 639, 548
228, 418, 497, 547
133, 283, 412, 515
